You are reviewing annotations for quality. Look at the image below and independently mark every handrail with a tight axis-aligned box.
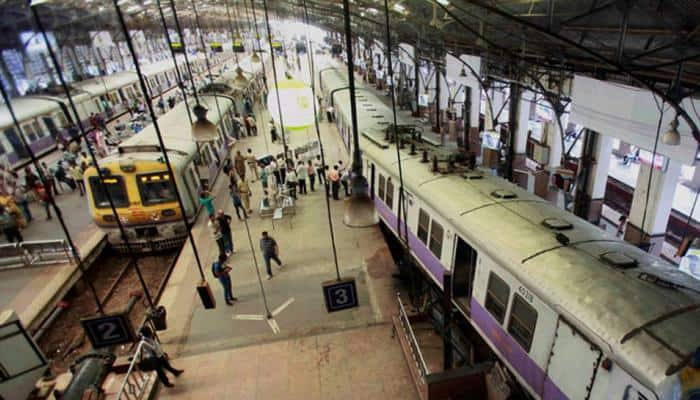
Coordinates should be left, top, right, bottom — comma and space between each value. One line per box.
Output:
396, 293, 429, 377
116, 339, 156, 400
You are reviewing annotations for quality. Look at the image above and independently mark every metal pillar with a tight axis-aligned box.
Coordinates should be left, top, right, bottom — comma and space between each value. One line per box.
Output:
435, 61, 441, 134
505, 81, 521, 182
573, 129, 596, 220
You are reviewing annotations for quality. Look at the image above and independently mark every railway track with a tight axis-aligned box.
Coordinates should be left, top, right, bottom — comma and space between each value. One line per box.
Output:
35, 246, 180, 373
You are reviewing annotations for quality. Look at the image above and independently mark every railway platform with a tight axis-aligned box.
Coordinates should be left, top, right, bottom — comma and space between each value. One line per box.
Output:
145, 103, 419, 399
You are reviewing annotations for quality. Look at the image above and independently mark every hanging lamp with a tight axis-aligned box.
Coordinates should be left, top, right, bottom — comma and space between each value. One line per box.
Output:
662, 116, 681, 146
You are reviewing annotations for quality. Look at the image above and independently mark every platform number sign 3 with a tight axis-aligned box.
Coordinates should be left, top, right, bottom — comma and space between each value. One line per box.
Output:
322, 278, 359, 312
81, 313, 136, 348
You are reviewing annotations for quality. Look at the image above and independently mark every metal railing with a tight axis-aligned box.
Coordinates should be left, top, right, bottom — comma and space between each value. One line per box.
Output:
0, 239, 74, 269
396, 293, 429, 378
116, 339, 155, 400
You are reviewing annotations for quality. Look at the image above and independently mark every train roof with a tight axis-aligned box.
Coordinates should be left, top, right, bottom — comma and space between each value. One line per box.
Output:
100, 94, 233, 162
322, 67, 700, 391
71, 72, 139, 96
0, 96, 62, 128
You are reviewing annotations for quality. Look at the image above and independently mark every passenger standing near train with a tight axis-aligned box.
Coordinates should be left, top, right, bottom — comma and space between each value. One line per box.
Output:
53, 162, 74, 191
278, 155, 287, 184
13, 186, 31, 223
139, 326, 184, 387
234, 150, 246, 181
340, 168, 351, 197
0, 205, 23, 243
199, 190, 216, 217
329, 165, 341, 200
35, 183, 51, 220
238, 179, 253, 214
246, 149, 259, 181
208, 215, 226, 258
296, 161, 307, 195
286, 166, 298, 200
211, 254, 237, 305
234, 114, 244, 138
243, 114, 252, 137
268, 159, 281, 186
270, 124, 278, 143
228, 184, 246, 220
247, 115, 258, 136
69, 162, 85, 196
307, 160, 316, 192
216, 210, 234, 256
41, 162, 58, 196
314, 155, 324, 186
24, 166, 38, 190
260, 231, 282, 280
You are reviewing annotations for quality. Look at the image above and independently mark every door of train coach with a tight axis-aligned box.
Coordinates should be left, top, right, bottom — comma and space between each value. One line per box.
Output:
545, 318, 602, 400
452, 236, 477, 314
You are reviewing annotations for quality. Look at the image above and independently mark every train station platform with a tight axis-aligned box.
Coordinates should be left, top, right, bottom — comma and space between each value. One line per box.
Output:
153, 100, 419, 398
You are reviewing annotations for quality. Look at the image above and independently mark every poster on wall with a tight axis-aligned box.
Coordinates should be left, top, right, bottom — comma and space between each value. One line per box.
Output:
528, 120, 544, 142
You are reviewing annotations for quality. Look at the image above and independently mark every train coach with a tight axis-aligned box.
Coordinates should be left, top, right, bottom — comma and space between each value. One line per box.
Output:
321, 66, 700, 400
83, 94, 236, 252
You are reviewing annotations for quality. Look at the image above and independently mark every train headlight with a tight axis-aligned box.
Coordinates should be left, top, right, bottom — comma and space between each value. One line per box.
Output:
161, 209, 176, 217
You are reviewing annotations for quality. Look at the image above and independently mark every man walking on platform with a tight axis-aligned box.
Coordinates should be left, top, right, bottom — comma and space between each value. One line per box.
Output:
216, 210, 234, 256
314, 155, 324, 185
212, 254, 237, 305
329, 165, 341, 200
208, 215, 226, 259
246, 149, 259, 181
260, 231, 282, 280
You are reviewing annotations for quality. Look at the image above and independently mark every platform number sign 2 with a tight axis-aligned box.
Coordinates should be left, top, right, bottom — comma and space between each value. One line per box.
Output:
81, 313, 136, 348
322, 278, 359, 313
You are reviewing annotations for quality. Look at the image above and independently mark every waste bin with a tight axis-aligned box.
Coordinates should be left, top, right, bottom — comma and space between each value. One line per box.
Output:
148, 306, 167, 331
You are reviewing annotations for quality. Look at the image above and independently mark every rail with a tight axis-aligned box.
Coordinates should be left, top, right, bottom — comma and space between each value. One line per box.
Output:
396, 293, 429, 378
0, 239, 74, 270
116, 339, 155, 400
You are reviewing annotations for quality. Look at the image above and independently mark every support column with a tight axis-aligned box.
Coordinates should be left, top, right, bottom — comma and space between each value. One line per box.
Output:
414, 42, 419, 115
625, 159, 681, 255
505, 81, 521, 182
434, 61, 441, 134
584, 132, 613, 223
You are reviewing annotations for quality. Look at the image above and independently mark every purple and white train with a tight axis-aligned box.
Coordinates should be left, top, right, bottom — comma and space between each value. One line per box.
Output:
321, 66, 700, 400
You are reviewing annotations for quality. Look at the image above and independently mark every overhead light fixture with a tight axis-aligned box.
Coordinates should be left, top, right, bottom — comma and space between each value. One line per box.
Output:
392, 3, 406, 13
459, 67, 467, 77
436, 0, 450, 4
191, 104, 218, 142
662, 116, 681, 146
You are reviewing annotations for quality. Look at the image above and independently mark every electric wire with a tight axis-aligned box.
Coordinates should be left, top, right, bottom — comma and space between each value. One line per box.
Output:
112, 0, 206, 281
300, 0, 342, 281
30, 3, 157, 310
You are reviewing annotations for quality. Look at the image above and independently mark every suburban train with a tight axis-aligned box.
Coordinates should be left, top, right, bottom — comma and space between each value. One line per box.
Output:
0, 52, 225, 169
321, 66, 700, 400
83, 94, 237, 251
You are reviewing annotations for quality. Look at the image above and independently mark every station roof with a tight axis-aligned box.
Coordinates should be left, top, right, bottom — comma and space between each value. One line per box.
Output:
0, 1, 698, 93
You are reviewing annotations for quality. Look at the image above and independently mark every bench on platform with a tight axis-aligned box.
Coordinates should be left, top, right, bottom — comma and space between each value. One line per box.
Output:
0, 243, 28, 269
22, 240, 74, 266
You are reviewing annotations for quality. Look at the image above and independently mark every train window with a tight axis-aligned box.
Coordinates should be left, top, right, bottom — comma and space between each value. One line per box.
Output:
22, 124, 38, 142
429, 219, 443, 258
32, 121, 45, 138
88, 176, 129, 208
378, 174, 386, 202
418, 209, 430, 244
385, 178, 394, 210
137, 172, 177, 206
507, 294, 538, 352
485, 273, 510, 324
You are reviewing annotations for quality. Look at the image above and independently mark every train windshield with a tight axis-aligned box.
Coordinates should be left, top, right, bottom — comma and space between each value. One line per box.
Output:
137, 172, 177, 206
88, 176, 129, 208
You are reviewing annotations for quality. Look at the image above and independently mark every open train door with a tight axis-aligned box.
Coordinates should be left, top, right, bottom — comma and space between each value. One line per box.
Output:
545, 318, 602, 399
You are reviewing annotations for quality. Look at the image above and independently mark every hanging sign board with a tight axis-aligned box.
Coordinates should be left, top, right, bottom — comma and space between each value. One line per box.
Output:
171, 42, 185, 54
322, 278, 359, 313
81, 312, 136, 348
210, 42, 223, 53
233, 39, 245, 53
